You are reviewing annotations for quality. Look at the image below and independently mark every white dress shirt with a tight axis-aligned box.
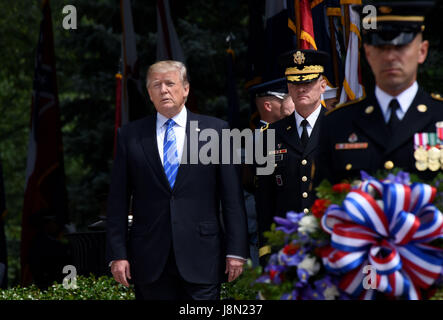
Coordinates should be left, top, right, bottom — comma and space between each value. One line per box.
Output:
156, 106, 187, 164
293, 104, 322, 138
375, 81, 418, 123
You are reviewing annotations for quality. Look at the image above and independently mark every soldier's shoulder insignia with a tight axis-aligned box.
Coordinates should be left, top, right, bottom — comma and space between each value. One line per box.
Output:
431, 93, 443, 102
326, 95, 367, 116
260, 123, 269, 132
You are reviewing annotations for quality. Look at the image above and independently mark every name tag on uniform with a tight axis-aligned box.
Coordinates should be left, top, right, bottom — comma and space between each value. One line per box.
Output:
335, 143, 368, 150
269, 149, 287, 155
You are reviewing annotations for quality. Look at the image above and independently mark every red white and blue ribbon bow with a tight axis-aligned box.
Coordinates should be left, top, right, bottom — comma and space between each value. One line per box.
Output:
321, 178, 443, 300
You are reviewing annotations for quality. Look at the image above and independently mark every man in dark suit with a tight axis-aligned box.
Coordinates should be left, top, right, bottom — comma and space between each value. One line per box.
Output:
255, 50, 329, 259
316, 2, 443, 185
106, 60, 249, 300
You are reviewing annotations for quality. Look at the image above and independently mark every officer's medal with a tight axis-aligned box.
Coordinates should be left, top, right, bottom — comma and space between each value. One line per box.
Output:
414, 133, 429, 171
416, 161, 428, 171
414, 147, 427, 162
428, 133, 441, 171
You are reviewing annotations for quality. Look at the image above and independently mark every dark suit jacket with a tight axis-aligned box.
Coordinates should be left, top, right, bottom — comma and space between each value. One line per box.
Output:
256, 107, 326, 247
316, 88, 443, 184
106, 109, 249, 285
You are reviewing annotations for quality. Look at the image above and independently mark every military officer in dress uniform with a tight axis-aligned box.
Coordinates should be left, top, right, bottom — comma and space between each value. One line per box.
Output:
255, 49, 329, 260
249, 78, 288, 129
316, 2, 443, 185
243, 79, 288, 266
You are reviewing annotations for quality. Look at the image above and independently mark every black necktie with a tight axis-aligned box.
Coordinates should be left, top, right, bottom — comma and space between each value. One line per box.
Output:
387, 99, 401, 133
301, 119, 309, 148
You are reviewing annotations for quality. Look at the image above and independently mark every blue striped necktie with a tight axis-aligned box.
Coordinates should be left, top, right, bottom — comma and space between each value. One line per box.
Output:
163, 119, 179, 188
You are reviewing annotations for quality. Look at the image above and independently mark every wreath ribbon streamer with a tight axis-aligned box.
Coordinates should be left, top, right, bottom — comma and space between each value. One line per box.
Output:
321, 179, 443, 299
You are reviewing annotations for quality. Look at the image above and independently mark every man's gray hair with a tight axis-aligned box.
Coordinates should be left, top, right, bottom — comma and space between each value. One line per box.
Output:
146, 60, 189, 88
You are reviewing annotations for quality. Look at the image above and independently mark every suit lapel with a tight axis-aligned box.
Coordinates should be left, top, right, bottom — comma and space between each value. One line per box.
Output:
303, 107, 326, 156
385, 88, 432, 155
353, 95, 389, 150
277, 113, 304, 154
139, 114, 171, 191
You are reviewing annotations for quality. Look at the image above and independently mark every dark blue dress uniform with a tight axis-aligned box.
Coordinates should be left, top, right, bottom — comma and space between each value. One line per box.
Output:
316, 89, 443, 184
316, 1, 443, 184
256, 109, 326, 253
255, 49, 330, 258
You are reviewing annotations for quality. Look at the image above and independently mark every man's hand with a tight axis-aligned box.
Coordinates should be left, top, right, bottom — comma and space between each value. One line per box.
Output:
110, 259, 131, 287
225, 257, 245, 282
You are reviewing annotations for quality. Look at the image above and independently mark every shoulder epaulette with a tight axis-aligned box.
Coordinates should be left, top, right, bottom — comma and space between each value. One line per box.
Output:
325, 95, 367, 116
431, 93, 443, 102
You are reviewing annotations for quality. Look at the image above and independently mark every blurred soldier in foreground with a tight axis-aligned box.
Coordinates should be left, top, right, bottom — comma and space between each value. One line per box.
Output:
316, 2, 443, 184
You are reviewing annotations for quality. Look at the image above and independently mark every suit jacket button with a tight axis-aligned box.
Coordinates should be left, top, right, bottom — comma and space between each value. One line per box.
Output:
302, 176, 308, 182
301, 159, 308, 166
302, 192, 308, 199
384, 161, 394, 170
303, 208, 309, 214
345, 163, 352, 171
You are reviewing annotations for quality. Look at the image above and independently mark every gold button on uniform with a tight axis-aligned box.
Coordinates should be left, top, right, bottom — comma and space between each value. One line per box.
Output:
303, 208, 309, 214
384, 161, 394, 170
301, 159, 308, 166
302, 192, 308, 198
365, 106, 374, 114
302, 176, 308, 182
417, 104, 427, 113
345, 163, 352, 171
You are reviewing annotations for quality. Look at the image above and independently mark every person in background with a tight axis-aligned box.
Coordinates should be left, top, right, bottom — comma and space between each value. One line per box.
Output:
280, 94, 296, 118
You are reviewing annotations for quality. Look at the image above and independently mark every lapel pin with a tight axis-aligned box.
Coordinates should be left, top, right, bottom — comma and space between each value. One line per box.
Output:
417, 104, 427, 113
348, 133, 358, 143
286, 126, 292, 131
365, 106, 374, 114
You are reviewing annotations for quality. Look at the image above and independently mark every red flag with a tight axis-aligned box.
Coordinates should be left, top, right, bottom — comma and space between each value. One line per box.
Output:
21, 0, 68, 286
114, 72, 123, 158
298, 0, 317, 50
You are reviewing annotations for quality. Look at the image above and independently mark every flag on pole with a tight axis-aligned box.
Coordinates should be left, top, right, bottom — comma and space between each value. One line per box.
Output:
226, 40, 240, 129
114, 0, 146, 156
245, 0, 265, 90
156, 0, 186, 62
311, 0, 345, 89
114, 71, 123, 158
156, 0, 198, 112
298, 0, 317, 50
119, 0, 137, 126
0, 158, 7, 289
339, 1, 365, 104
21, 0, 68, 286
263, 0, 295, 81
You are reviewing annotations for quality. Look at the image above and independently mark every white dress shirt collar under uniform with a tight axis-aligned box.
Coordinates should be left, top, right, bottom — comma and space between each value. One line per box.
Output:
375, 81, 418, 123
293, 104, 322, 139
